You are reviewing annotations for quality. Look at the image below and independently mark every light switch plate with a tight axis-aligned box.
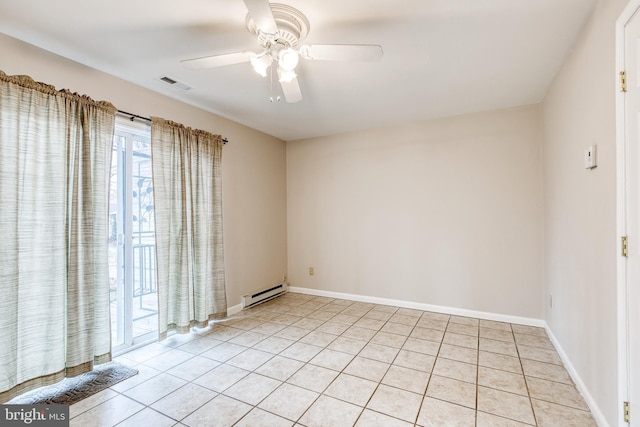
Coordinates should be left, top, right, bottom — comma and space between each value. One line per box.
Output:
584, 145, 597, 169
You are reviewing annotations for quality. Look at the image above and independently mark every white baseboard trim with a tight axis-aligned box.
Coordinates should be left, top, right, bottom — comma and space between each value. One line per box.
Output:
227, 302, 243, 316
288, 286, 544, 327
544, 326, 610, 427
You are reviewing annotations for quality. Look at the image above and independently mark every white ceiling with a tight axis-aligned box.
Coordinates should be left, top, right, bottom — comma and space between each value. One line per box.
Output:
0, 0, 595, 141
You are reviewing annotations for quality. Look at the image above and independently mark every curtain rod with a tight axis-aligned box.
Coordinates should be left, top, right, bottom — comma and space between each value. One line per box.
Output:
117, 110, 229, 144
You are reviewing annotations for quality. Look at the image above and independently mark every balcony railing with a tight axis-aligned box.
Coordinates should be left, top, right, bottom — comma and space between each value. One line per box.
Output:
132, 239, 157, 320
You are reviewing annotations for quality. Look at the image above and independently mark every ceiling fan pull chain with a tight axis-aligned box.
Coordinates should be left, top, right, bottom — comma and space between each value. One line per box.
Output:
269, 64, 280, 102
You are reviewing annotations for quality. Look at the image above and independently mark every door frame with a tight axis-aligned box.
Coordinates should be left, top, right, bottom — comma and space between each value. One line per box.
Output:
111, 118, 158, 355
617, 1, 640, 425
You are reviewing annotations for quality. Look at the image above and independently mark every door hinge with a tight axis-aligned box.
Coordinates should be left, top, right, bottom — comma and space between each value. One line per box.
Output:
622, 236, 629, 257
621, 71, 628, 92
624, 401, 630, 423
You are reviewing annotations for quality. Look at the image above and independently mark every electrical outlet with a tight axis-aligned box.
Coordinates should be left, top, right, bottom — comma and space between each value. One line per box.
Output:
309, 267, 314, 276
549, 294, 553, 308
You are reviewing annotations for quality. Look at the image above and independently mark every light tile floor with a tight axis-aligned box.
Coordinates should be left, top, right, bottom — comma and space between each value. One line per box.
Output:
70, 292, 597, 426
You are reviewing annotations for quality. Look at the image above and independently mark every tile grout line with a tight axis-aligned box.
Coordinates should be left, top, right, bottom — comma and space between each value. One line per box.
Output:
513, 321, 538, 426
413, 313, 450, 426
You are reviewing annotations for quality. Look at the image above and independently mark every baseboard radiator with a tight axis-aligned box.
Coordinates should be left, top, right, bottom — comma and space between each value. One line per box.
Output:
242, 282, 288, 309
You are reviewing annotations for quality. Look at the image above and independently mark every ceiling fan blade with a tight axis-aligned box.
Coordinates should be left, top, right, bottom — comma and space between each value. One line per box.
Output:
300, 44, 383, 62
180, 51, 251, 69
280, 76, 303, 103
243, 0, 278, 35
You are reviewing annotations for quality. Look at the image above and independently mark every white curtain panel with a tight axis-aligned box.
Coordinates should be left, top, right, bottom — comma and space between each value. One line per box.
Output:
0, 71, 114, 402
150, 117, 226, 340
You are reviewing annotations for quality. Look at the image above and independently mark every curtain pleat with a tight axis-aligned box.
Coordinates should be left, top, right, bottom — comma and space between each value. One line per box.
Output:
0, 71, 115, 402
150, 117, 226, 340
63, 95, 114, 373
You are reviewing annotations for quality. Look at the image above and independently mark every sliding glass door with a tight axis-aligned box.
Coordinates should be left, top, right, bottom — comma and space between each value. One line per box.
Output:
109, 125, 158, 352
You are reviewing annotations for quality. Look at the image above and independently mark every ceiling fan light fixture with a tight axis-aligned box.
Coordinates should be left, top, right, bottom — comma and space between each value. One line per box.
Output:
250, 52, 272, 77
278, 47, 299, 70
181, 0, 384, 104
277, 67, 297, 83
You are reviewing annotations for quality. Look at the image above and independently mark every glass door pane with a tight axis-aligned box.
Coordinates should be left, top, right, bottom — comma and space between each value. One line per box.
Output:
109, 126, 157, 352
131, 135, 157, 339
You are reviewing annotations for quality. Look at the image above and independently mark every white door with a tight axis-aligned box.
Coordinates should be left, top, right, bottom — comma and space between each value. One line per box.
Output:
622, 5, 640, 425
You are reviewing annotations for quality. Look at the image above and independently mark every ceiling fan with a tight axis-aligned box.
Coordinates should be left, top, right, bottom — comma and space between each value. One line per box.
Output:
181, 0, 383, 103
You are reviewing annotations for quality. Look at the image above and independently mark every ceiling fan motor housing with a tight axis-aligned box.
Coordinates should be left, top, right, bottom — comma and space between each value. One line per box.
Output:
246, 3, 310, 49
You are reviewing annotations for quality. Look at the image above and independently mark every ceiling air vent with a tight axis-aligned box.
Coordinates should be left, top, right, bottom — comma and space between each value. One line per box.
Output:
159, 76, 191, 91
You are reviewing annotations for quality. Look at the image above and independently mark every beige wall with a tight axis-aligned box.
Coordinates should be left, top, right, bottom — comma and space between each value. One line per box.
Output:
541, 0, 626, 424
0, 33, 288, 306
287, 105, 544, 319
